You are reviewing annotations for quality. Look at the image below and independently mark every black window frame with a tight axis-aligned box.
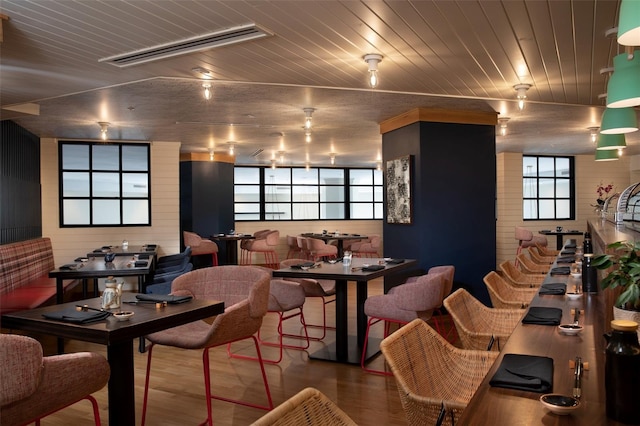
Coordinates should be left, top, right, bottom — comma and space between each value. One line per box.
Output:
522, 155, 575, 221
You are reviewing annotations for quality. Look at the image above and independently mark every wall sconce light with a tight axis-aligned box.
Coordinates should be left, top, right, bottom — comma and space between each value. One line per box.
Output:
617, 0, 640, 46
303, 108, 315, 130
202, 82, 212, 100
588, 126, 600, 143
497, 117, 510, 136
330, 153, 336, 165
98, 122, 109, 140
363, 54, 383, 88
513, 83, 532, 110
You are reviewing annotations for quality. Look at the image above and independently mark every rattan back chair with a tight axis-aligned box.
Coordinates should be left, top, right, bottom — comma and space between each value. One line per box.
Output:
499, 261, 544, 288
251, 387, 357, 426
535, 242, 560, 257
527, 247, 555, 264
516, 254, 550, 274
483, 271, 537, 309
380, 319, 498, 426
443, 289, 522, 352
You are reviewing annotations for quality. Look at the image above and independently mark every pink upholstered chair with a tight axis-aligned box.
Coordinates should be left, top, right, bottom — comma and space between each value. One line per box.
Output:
286, 235, 302, 259
280, 259, 336, 340
242, 230, 280, 268
183, 231, 219, 266
141, 266, 273, 426
351, 235, 381, 258
296, 236, 310, 260
514, 226, 548, 266
306, 238, 338, 261
360, 272, 445, 375
0, 334, 110, 426
483, 271, 537, 309
241, 229, 272, 262
230, 278, 310, 364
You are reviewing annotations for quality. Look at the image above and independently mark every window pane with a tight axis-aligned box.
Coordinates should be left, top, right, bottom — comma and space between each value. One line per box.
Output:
93, 200, 120, 224
123, 199, 148, 224
556, 199, 570, 218
92, 145, 119, 170
374, 186, 383, 202
265, 185, 291, 202
556, 157, 570, 177
320, 168, 344, 184
524, 200, 538, 219
539, 200, 555, 219
321, 203, 345, 219
374, 203, 383, 219
556, 180, 570, 198
320, 186, 344, 202
236, 212, 260, 220
351, 203, 373, 218
62, 144, 89, 169
266, 204, 290, 220
374, 170, 383, 185
122, 173, 148, 197
266, 168, 291, 184
235, 203, 260, 214
235, 185, 260, 202
539, 178, 555, 197
350, 169, 372, 185
292, 168, 318, 185
63, 172, 89, 196
350, 187, 373, 202
92, 172, 120, 197
523, 178, 537, 197
63, 199, 90, 224
538, 157, 555, 177
292, 185, 319, 202
523, 156, 537, 176
235, 167, 260, 184
293, 203, 319, 219
122, 145, 148, 171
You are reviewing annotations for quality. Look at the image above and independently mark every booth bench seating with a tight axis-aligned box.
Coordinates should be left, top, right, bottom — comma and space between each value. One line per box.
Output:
0, 237, 78, 314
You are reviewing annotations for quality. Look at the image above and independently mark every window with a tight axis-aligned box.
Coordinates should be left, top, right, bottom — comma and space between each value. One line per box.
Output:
523, 155, 574, 220
59, 142, 151, 226
234, 166, 383, 221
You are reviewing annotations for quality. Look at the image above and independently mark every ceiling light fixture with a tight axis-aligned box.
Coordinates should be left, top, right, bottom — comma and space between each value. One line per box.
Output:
497, 117, 510, 136
192, 67, 213, 78
305, 129, 312, 143
305, 162, 310, 171
209, 149, 214, 161
363, 54, 383, 88
303, 108, 315, 130
202, 82, 212, 100
588, 126, 600, 143
606, 50, 640, 108
271, 159, 277, 169
376, 161, 382, 171
330, 153, 336, 165
514, 84, 532, 111
277, 150, 286, 163
600, 107, 639, 134
227, 142, 236, 155
98, 122, 109, 140
617, 0, 640, 46
595, 149, 619, 161
596, 133, 627, 150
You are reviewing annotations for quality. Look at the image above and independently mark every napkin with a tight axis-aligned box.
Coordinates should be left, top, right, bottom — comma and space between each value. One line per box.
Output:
489, 353, 553, 393
135, 294, 193, 304
550, 266, 571, 275
565, 242, 577, 248
74, 257, 88, 262
93, 249, 103, 253
43, 308, 111, 324
538, 283, 566, 295
134, 260, 148, 267
138, 253, 150, 259
362, 264, 385, 271
522, 306, 563, 325
556, 255, 576, 264
145, 244, 157, 249
59, 263, 79, 270
560, 249, 576, 255
385, 258, 405, 264
291, 262, 315, 269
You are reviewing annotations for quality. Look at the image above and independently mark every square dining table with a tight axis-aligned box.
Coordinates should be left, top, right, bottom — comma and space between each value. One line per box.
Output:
273, 257, 416, 364
1, 295, 224, 426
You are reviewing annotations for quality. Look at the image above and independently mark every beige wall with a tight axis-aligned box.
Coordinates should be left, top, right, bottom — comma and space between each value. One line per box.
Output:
496, 152, 633, 268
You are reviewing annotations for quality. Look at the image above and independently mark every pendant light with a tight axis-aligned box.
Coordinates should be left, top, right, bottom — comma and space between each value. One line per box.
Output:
596, 133, 626, 150
617, 0, 640, 46
595, 149, 619, 161
600, 107, 639, 134
606, 51, 640, 108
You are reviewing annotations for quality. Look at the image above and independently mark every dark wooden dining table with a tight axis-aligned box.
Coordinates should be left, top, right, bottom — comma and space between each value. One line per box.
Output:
300, 233, 367, 257
86, 243, 159, 259
209, 234, 254, 264
273, 257, 416, 364
1, 295, 224, 426
458, 242, 625, 425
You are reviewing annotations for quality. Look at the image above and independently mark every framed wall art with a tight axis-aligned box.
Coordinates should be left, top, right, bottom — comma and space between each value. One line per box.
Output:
386, 155, 412, 224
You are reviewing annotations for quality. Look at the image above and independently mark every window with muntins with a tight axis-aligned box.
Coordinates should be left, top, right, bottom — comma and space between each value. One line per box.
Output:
522, 155, 575, 220
59, 142, 151, 227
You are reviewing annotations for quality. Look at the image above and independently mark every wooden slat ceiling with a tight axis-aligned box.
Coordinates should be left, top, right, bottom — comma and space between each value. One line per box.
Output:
0, 0, 632, 167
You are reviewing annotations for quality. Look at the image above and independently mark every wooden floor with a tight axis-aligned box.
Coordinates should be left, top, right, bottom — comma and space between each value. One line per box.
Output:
18, 278, 454, 426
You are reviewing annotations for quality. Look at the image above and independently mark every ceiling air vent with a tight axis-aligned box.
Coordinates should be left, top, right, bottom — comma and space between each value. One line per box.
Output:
99, 23, 271, 67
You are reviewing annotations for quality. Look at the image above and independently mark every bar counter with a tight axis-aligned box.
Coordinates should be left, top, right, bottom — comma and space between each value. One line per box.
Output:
458, 234, 629, 425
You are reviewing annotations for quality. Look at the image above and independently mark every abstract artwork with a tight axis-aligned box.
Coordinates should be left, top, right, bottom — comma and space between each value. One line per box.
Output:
386, 155, 412, 224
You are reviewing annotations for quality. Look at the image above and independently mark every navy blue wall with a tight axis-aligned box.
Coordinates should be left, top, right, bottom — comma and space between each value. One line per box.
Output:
382, 121, 496, 305
180, 161, 234, 264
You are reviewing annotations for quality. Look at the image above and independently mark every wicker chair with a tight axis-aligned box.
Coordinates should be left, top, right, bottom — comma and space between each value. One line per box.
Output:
251, 387, 357, 426
380, 319, 498, 426
483, 271, 537, 309
443, 289, 522, 352
515, 227, 548, 267
535, 242, 560, 257
499, 260, 545, 288
527, 247, 555, 264
516, 253, 550, 274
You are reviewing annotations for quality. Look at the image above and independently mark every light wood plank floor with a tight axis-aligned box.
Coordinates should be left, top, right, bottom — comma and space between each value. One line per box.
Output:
13, 279, 450, 425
